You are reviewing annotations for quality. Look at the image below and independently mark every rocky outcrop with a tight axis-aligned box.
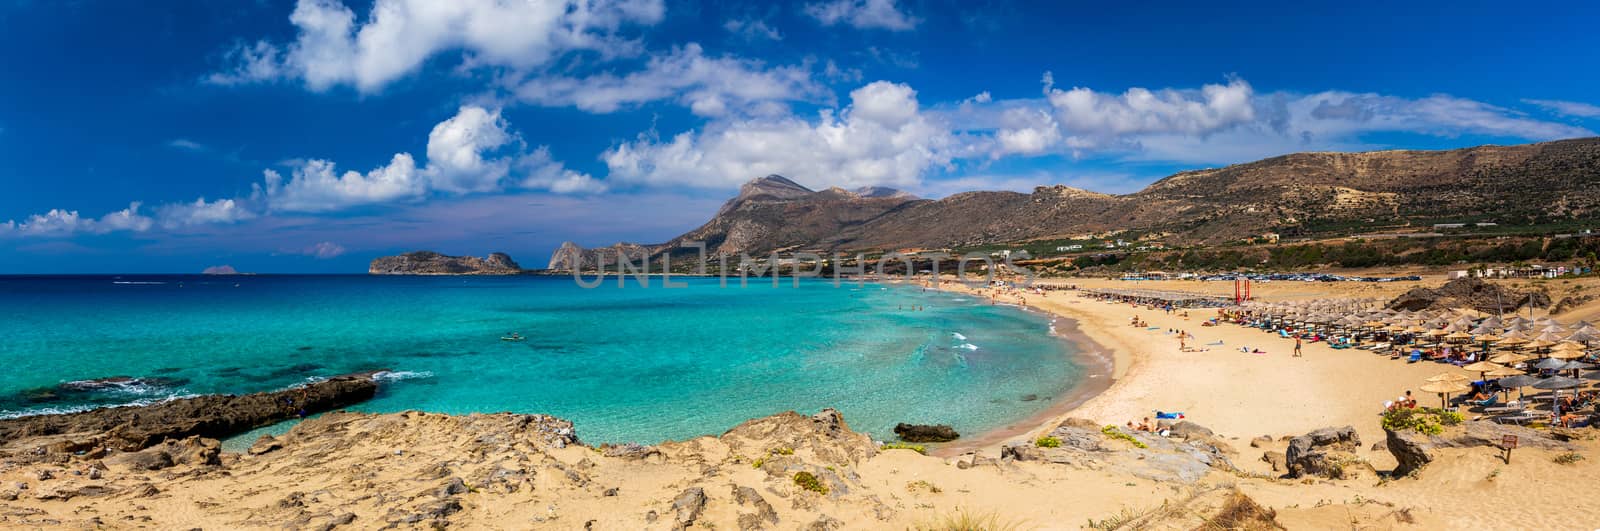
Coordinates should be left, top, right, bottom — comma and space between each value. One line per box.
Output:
1385, 420, 1577, 476
1001, 419, 1235, 484
1284, 426, 1372, 479
892, 423, 959, 442
368, 251, 522, 275
1387, 277, 1552, 313
0, 373, 379, 452
546, 242, 652, 271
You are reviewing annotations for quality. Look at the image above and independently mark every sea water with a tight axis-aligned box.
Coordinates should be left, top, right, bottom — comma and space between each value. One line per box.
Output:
0, 275, 1082, 444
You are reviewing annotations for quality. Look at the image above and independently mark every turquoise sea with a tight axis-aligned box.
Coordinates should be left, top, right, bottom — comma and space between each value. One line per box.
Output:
0, 275, 1084, 445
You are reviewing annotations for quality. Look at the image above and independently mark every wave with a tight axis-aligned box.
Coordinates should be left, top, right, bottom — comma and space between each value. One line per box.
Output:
0, 393, 197, 420
956, 343, 979, 351
371, 370, 435, 382
951, 332, 967, 340
112, 281, 167, 285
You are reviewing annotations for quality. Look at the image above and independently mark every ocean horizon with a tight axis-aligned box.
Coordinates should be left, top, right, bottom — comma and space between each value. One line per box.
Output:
0, 274, 1085, 445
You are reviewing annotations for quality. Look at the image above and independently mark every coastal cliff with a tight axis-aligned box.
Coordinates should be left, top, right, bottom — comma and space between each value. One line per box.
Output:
368, 251, 522, 275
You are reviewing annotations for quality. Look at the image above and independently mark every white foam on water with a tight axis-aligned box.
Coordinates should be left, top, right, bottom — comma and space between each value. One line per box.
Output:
371, 370, 435, 382
112, 281, 167, 285
956, 343, 979, 351
951, 332, 967, 340
0, 393, 198, 420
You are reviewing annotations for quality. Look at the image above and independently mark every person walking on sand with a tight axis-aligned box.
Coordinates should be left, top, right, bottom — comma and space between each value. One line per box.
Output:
1293, 335, 1303, 357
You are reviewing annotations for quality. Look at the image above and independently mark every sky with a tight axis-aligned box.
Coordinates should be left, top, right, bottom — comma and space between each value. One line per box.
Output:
3, 0, 1599, 273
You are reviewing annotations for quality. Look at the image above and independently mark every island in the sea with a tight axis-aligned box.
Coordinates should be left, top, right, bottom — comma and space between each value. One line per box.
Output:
368, 251, 523, 275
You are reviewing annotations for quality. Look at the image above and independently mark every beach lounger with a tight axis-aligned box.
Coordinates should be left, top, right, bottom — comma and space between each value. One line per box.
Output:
1407, 351, 1422, 363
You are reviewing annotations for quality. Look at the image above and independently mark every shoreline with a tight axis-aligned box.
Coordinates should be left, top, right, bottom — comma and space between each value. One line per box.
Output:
930, 307, 1117, 456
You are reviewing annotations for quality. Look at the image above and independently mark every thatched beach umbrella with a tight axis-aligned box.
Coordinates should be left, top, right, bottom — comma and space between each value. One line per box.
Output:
1420, 380, 1472, 408
1484, 366, 1524, 377
1497, 374, 1541, 400
1535, 358, 1570, 370
1490, 352, 1534, 365
1533, 376, 1582, 390
1461, 361, 1503, 381
1426, 372, 1471, 383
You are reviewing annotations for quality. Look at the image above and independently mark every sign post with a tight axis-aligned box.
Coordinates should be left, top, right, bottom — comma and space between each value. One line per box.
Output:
1500, 434, 1518, 464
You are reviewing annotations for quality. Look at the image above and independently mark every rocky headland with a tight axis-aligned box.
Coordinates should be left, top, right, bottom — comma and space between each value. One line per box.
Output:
368, 251, 523, 275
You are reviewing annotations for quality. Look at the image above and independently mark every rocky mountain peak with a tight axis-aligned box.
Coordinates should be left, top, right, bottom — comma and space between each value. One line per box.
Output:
738, 175, 814, 201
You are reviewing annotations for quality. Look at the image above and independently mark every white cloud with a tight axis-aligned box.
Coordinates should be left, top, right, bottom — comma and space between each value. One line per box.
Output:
424, 106, 514, 193
603, 80, 955, 189
513, 44, 823, 117
1045, 75, 1256, 138
942, 75, 1597, 164
1524, 98, 1600, 118
804, 0, 918, 31
517, 147, 608, 194
209, 0, 664, 93
259, 105, 598, 212
261, 154, 423, 212
156, 197, 256, 228
0, 203, 154, 238
724, 18, 782, 41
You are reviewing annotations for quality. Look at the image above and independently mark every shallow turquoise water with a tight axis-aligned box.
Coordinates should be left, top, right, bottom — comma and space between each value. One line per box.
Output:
0, 275, 1081, 444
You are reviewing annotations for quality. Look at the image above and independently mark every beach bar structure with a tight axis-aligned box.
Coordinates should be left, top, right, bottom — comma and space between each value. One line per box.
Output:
1082, 288, 1234, 308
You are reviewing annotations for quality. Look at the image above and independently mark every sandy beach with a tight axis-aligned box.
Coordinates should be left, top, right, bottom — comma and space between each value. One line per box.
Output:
3, 274, 1599, 529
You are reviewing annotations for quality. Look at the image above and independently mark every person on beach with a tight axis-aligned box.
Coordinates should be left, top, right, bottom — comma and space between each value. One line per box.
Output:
1293, 336, 1303, 357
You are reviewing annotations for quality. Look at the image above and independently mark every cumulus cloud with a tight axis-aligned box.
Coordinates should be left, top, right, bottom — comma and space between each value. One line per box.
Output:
424, 106, 514, 193
513, 44, 823, 117
940, 74, 1597, 164
804, 0, 918, 31
261, 154, 424, 213
0, 203, 154, 238
603, 80, 956, 189
260, 105, 599, 213
209, 0, 664, 93
156, 197, 256, 228
1523, 98, 1600, 119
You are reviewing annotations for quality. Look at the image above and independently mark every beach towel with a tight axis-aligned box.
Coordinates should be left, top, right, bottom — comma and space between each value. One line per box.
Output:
1154, 411, 1184, 420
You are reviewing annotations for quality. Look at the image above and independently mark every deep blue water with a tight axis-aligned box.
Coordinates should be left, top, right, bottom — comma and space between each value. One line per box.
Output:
0, 275, 1082, 444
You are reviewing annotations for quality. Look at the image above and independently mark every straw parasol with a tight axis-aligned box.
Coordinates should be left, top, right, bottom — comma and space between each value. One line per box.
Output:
1426, 372, 1471, 383
1490, 352, 1534, 364
1420, 380, 1472, 408
1484, 366, 1524, 377
1548, 349, 1586, 360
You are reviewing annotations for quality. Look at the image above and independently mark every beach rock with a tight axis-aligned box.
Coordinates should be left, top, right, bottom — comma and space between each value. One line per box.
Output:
804, 515, 844, 531
1386, 420, 1576, 476
1284, 426, 1363, 479
733, 485, 779, 529
34, 469, 54, 481
1166, 421, 1215, 441
0, 372, 380, 452
1261, 451, 1287, 472
671, 487, 707, 530
892, 423, 960, 443
1250, 436, 1272, 448
601, 442, 661, 460
105, 447, 174, 472
247, 435, 282, 456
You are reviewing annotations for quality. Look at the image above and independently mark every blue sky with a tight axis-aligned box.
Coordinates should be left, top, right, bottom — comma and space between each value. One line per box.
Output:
3, 0, 1598, 273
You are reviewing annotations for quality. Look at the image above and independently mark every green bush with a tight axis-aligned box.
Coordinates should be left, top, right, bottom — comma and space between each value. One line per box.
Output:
794, 471, 829, 495
882, 442, 927, 454
1101, 425, 1148, 449
1382, 407, 1461, 435
1035, 436, 1062, 448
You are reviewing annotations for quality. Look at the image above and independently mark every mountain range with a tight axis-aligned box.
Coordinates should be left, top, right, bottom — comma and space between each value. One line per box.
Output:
548, 137, 1600, 269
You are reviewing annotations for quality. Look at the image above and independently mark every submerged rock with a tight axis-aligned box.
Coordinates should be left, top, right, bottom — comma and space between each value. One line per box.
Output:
0, 372, 381, 452
892, 423, 960, 443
